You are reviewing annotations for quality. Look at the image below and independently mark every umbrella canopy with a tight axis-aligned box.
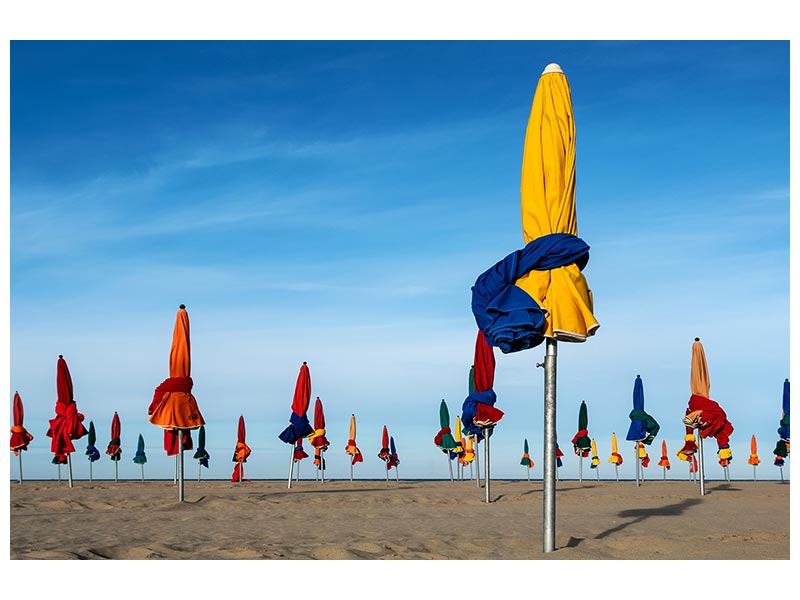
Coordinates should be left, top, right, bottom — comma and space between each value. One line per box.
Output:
626, 375, 660, 445
345, 414, 363, 465
638, 442, 650, 468
10, 391, 34, 455
378, 425, 391, 462
463, 434, 476, 465
434, 399, 457, 450
449, 416, 464, 460
774, 379, 789, 466
232, 415, 252, 482
387, 436, 399, 470
572, 401, 591, 457
106, 412, 122, 461
658, 440, 670, 470
309, 397, 330, 469
471, 64, 598, 353
133, 434, 147, 464
46, 355, 88, 462
520, 438, 533, 468
193, 424, 210, 468
747, 435, 760, 466
148, 305, 204, 454
462, 330, 504, 434
682, 339, 734, 466
590, 439, 600, 469
278, 362, 314, 445
608, 432, 623, 465
85, 421, 100, 461
555, 442, 563, 468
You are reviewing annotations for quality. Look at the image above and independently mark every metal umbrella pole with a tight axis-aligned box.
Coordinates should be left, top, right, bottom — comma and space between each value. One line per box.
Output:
58, 463, 62, 482
88, 460, 92, 483
321, 449, 325, 484
141, 463, 145, 482
350, 461, 353, 482
447, 453, 454, 482
198, 461, 202, 482
174, 454, 178, 484
115, 460, 119, 483
634, 444, 640, 487
615, 464, 619, 482
67, 454, 73, 488
697, 430, 705, 495
578, 455, 583, 484
484, 427, 491, 503
177, 430, 185, 502
542, 338, 557, 553
18, 454, 23, 484
474, 438, 481, 489
287, 446, 295, 489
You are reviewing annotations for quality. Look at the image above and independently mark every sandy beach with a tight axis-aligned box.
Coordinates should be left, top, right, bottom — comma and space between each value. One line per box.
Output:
9, 477, 789, 560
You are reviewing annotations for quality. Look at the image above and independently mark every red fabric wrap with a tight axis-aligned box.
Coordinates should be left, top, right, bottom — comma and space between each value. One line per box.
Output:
351, 452, 363, 465
148, 376, 194, 415
433, 427, 452, 447
474, 404, 504, 425
164, 429, 193, 456
473, 330, 496, 392
688, 394, 734, 448
46, 400, 88, 455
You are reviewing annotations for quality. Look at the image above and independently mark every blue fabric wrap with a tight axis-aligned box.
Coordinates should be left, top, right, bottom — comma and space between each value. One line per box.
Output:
85, 444, 100, 462
278, 412, 313, 444
626, 419, 648, 442
133, 449, 147, 464
471, 233, 590, 353
461, 389, 498, 436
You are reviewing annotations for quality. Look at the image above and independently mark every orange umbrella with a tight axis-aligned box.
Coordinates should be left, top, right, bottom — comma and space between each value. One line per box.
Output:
658, 440, 671, 479
147, 305, 205, 501
231, 415, 251, 482
10, 391, 34, 484
344, 414, 363, 481
747, 435, 760, 481
46, 355, 88, 487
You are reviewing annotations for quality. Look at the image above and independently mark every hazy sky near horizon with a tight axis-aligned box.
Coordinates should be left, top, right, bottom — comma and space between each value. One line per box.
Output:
8, 40, 791, 483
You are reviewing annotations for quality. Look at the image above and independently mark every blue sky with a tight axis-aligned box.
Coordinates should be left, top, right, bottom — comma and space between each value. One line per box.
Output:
6, 40, 791, 487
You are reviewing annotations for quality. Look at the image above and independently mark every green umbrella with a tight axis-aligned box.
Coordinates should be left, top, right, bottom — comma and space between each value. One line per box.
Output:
434, 399, 457, 481
133, 433, 147, 481
85, 421, 101, 482
520, 438, 533, 481
193, 424, 210, 480
573, 401, 591, 482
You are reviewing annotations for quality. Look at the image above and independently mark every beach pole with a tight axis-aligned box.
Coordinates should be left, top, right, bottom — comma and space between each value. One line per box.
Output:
484, 427, 491, 503
350, 461, 353, 482
596, 465, 600, 481
542, 337, 557, 553
634, 444, 640, 487
615, 464, 619, 482
578, 455, 582, 484
198, 461, 201, 482
395, 466, 399, 482
753, 465, 756, 482
697, 430, 705, 496
89, 460, 92, 483
177, 430, 185, 502
174, 454, 178, 484
18, 454, 23, 484
779, 466, 784, 482
474, 439, 481, 489
527, 467, 530, 482
663, 466, 666, 480
447, 453, 454, 482
141, 463, 145, 482
287, 446, 295, 489
58, 463, 61, 482
321, 449, 325, 484
67, 454, 73, 488
296, 460, 300, 481
385, 464, 389, 482
115, 460, 119, 483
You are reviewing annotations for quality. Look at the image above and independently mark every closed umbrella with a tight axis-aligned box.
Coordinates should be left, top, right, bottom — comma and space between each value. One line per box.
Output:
626, 375, 660, 487
555, 441, 564, 482
344, 414, 363, 481
682, 338, 734, 492
387, 435, 400, 482
463, 434, 476, 480
378, 425, 391, 482
278, 362, 314, 489
462, 329, 503, 503
451, 416, 464, 480
133, 434, 147, 481
10, 391, 34, 484
309, 397, 330, 483
193, 424, 210, 481
434, 399, 457, 481
747, 435, 760, 481
106, 411, 122, 483
46, 355, 88, 487
608, 432, 623, 482
590, 438, 600, 480
572, 401, 591, 483
147, 305, 205, 502
773, 379, 789, 481
658, 440, 670, 480
231, 415, 251, 482
677, 418, 699, 481
520, 438, 533, 481
85, 421, 100, 482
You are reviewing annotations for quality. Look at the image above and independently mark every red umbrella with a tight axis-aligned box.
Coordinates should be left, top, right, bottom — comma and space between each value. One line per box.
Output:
309, 397, 330, 483
148, 305, 205, 501
231, 415, 251, 482
10, 391, 34, 483
45, 355, 88, 486
378, 425, 391, 481
105, 411, 122, 482
278, 362, 313, 488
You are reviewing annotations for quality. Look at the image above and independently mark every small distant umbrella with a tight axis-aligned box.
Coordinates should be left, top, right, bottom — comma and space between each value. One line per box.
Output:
773, 379, 789, 481
555, 442, 564, 481
572, 401, 591, 483
463, 434, 476, 480
278, 362, 313, 489
85, 421, 100, 482
626, 375, 660, 487
590, 439, 600, 480
193, 424, 210, 481
747, 435, 760, 481
387, 436, 400, 482
608, 432, 623, 482
106, 412, 122, 483
147, 305, 205, 502
46, 355, 88, 487
450, 416, 464, 480
638, 442, 650, 473
309, 397, 330, 483
133, 434, 147, 481
231, 415, 251, 483
658, 440, 670, 480
344, 414, 363, 481
434, 399, 457, 481
378, 425, 391, 482
10, 391, 34, 484
520, 438, 533, 481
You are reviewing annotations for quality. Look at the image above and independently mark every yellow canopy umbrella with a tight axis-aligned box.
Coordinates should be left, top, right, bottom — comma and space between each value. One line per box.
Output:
590, 438, 600, 480
608, 432, 623, 482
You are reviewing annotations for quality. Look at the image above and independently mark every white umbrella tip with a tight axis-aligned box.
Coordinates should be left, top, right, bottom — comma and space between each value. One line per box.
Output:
542, 63, 564, 75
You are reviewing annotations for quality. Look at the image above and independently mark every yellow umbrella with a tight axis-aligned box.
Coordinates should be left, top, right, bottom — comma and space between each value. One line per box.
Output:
453, 416, 464, 480
590, 438, 600, 480
608, 432, 623, 482
344, 414, 363, 481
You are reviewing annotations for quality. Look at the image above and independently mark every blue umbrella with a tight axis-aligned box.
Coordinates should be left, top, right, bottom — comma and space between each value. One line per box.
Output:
388, 436, 400, 481
85, 421, 100, 482
133, 433, 147, 481
626, 374, 660, 486
773, 378, 790, 479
